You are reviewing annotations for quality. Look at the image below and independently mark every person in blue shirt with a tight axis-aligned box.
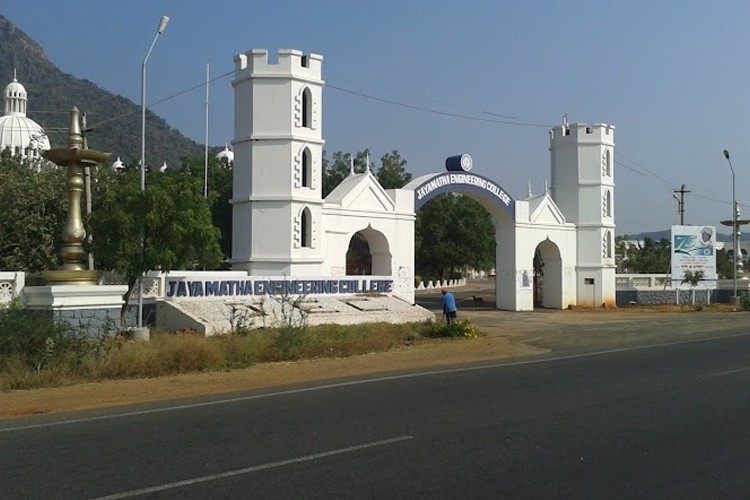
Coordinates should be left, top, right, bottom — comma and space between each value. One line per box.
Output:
441, 288, 457, 324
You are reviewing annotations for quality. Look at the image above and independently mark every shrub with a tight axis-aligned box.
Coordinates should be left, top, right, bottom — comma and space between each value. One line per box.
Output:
215, 333, 268, 368
0, 302, 478, 390
271, 326, 311, 361
0, 298, 78, 372
420, 318, 478, 339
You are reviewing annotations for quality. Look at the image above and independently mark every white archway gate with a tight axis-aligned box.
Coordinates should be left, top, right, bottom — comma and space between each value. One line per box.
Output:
405, 169, 579, 312
230, 48, 615, 312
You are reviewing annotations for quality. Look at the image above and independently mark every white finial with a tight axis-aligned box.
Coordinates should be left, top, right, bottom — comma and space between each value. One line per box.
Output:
349, 154, 354, 174
562, 113, 568, 128
544, 178, 549, 194
365, 152, 371, 173
527, 180, 532, 197
13, 68, 17, 82
159, 161, 168, 173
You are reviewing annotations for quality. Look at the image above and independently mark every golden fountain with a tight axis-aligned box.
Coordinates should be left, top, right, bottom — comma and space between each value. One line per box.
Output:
41, 107, 111, 285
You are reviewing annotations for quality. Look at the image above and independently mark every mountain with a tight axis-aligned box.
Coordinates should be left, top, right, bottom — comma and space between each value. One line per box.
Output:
622, 229, 750, 243
0, 14, 210, 168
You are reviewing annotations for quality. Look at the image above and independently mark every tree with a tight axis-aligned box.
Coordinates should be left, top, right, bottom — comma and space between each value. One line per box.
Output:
376, 150, 412, 189
0, 156, 67, 272
322, 151, 355, 198
681, 270, 704, 305
416, 194, 495, 280
322, 149, 379, 197
716, 247, 734, 279
180, 156, 233, 259
618, 237, 671, 274
615, 235, 631, 273
90, 167, 222, 325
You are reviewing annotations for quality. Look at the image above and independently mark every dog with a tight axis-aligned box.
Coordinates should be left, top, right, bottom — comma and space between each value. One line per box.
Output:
472, 295, 484, 307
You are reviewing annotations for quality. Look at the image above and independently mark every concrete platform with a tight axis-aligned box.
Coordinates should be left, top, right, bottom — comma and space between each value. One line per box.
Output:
157, 295, 434, 336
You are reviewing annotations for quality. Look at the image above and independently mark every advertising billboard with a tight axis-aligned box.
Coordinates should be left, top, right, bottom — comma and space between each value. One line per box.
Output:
671, 225, 717, 289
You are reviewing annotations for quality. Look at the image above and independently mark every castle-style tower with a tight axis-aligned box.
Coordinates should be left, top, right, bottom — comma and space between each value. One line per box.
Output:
549, 122, 616, 306
231, 49, 325, 275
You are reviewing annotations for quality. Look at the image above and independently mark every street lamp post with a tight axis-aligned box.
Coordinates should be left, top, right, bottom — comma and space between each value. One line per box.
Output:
138, 15, 169, 330
723, 149, 738, 301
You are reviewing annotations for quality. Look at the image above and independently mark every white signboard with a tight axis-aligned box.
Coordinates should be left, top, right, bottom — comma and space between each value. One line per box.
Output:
164, 275, 395, 301
671, 225, 717, 289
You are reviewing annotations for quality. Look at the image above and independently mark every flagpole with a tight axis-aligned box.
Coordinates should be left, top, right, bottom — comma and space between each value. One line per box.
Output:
204, 63, 209, 198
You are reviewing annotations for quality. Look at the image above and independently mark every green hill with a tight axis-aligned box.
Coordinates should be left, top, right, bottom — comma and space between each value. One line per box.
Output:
624, 229, 749, 243
0, 14, 209, 168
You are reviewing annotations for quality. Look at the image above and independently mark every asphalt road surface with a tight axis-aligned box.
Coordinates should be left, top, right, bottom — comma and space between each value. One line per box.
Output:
4, 329, 750, 499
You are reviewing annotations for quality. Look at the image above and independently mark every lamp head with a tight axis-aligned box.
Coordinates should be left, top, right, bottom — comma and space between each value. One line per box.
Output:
157, 16, 170, 34
723, 149, 730, 160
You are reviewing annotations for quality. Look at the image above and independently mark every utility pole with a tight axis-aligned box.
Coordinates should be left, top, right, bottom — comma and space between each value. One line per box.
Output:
673, 184, 690, 225
82, 112, 94, 270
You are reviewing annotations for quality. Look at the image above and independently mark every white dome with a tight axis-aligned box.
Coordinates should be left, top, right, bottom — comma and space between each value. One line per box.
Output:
0, 114, 50, 158
111, 156, 125, 173
0, 72, 48, 160
159, 161, 168, 173
216, 144, 234, 164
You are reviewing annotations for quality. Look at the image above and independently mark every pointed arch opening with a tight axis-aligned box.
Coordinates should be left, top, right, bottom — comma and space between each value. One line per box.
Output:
604, 149, 612, 176
301, 87, 312, 128
300, 207, 312, 248
603, 230, 613, 259
534, 238, 563, 309
302, 147, 311, 188
603, 189, 612, 217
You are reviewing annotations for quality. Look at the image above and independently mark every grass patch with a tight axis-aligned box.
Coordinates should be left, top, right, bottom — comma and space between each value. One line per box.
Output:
0, 312, 478, 391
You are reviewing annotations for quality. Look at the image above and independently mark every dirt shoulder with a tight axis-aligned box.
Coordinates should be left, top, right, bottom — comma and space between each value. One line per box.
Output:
1, 285, 746, 421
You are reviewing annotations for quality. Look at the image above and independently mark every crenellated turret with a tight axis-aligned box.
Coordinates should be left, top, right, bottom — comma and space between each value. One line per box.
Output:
231, 48, 326, 275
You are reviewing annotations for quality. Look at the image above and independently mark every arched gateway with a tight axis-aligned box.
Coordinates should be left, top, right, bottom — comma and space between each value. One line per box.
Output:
403, 141, 615, 312
229, 48, 615, 313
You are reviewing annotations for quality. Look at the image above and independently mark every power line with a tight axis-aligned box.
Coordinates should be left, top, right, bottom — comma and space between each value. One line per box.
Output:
324, 70, 540, 123
616, 149, 746, 210
88, 69, 235, 129
26, 65, 552, 137
616, 152, 675, 186
326, 83, 552, 128
614, 159, 648, 177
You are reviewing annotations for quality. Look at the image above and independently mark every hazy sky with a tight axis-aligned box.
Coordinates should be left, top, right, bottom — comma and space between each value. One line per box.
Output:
3, 1, 750, 235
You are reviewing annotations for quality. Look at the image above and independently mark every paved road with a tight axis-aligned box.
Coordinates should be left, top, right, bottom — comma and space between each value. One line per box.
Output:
4, 327, 750, 499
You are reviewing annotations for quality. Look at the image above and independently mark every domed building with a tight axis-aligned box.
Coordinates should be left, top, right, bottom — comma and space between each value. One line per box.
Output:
0, 70, 50, 161
216, 144, 234, 165
111, 156, 125, 173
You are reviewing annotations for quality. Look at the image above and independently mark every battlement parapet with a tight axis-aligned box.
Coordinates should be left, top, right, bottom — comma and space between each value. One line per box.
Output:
549, 123, 615, 145
234, 48, 323, 82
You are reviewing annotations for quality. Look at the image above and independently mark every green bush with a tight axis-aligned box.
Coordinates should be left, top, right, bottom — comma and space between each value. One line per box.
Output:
272, 326, 311, 361
215, 333, 267, 368
420, 318, 478, 339
0, 299, 78, 372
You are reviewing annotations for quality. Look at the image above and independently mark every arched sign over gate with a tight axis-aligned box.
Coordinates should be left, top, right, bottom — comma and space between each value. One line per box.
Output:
405, 171, 515, 220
